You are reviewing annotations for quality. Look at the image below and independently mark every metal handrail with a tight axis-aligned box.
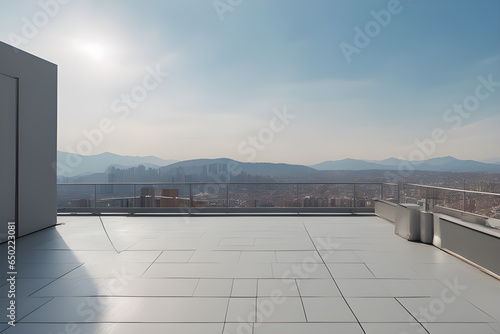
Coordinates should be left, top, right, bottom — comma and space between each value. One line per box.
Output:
58, 182, 397, 186
402, 183, 500, 197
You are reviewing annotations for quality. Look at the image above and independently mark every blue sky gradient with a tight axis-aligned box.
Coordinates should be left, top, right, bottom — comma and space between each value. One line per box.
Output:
1, 0, 499, 164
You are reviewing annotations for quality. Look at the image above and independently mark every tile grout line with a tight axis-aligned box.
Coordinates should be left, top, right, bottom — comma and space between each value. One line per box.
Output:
295, 278, 308, 322
98, 216, 121, 254
362, 262, 377, 278
302, 222, 367, 334
255, 278, 259, 326
139, 251, 164, 277
221, 278, 235, 334
394, 297, 431, 334
186, 250, 196, 263
28, 262, 86, 297
9, 296, 54, 328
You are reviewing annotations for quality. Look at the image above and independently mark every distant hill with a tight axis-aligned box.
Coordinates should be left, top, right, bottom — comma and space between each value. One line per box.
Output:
57, 151, 177, 177
312, 159, 388, 171
376, 157, 405, 166
57, 152, 500, 179
483, 157, 500, 164
311, 156, 500, 172
161, 158, 316, 175
418, 156, 500, 172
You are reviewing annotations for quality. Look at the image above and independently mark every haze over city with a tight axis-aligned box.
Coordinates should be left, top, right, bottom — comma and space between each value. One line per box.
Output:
1, 0, 499, 165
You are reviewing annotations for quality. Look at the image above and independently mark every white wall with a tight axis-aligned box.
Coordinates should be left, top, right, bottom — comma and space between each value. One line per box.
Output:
0, 42, 57, 238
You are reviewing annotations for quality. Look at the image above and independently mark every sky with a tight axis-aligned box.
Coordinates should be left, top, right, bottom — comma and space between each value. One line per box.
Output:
1, 0, 499, 165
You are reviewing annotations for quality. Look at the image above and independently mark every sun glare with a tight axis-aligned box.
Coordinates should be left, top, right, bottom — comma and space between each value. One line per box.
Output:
79, 43, 106, 61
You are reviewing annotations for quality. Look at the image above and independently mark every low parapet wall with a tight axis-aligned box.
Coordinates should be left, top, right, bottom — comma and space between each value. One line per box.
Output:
434, 212, 500, 278
374, 200, 397, 223
375, 201, 500, 278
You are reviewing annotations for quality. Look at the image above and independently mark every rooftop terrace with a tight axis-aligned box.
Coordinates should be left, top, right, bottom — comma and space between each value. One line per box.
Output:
2, 215, 500, 333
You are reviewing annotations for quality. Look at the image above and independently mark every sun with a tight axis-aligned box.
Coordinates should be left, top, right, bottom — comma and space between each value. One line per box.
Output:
80, 43, 106, 62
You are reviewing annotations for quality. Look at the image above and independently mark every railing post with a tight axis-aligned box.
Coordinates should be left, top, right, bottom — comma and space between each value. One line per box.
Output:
397, 182, 401, 203
353, 184, 356, 208
189, 183, 192, 214
226, 184, 229, 208
380, 183, 383, 200
463, 190, 466, 212
463, 179, 466, 212
94, 184, 97, 210
134, 184, 137, 207
296, 183, 300, 208
425, 188, 429, 211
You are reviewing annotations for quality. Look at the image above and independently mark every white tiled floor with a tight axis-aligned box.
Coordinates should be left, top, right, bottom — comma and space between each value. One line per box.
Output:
255, 296, 306, 322
22, 296, 229, 322
1, 215, 499, 334
225, 298, 256, 322
223, 322, 254, 334
346, 297, 417, 323
296, 278, 341, 297
231, 279, 258, 297
326, 263, 375, 278
253, 323, 364, 334
257, 279, 299, 297
422, 323, 500, 334
194, 279, 233, 296
302, 297, 357, 322
398, 296, 496, 323
361, 322, 428, 334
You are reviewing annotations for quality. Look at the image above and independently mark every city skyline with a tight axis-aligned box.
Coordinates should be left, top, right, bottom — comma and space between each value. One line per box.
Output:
1, 0, 499, 164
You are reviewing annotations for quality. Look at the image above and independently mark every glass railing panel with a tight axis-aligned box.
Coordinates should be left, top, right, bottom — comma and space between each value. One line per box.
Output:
383, 183, 398, 204
57, 184, 96, 209
297, 183, 354, 208
354, 183, 379, 208
464, 192, 500, 219
228, 183, 298, 208
191, 183, 228, 208
96, 183, 135, 208
133, 183, 191, 208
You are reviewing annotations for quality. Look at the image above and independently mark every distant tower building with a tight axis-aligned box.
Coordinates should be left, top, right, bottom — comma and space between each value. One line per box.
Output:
173, 167, 186, 182
328, 196, 342, 207
137, 165, 146, 176
208, 163, 218, 174
140, 187, 156, 207
328, 196, 339, 207
303, 196, 319, 207
465, 198, 476, 212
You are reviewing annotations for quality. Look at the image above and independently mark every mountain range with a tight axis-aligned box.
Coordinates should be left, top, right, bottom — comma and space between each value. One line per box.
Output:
310, 156, 500, 172
57, 151, 500, 177
161, 158, 315, 175
57, 151, 177, 177
483, 157, 500, 164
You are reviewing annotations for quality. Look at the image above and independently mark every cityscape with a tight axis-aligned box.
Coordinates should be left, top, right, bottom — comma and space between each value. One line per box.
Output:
57, 158, 500, 219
